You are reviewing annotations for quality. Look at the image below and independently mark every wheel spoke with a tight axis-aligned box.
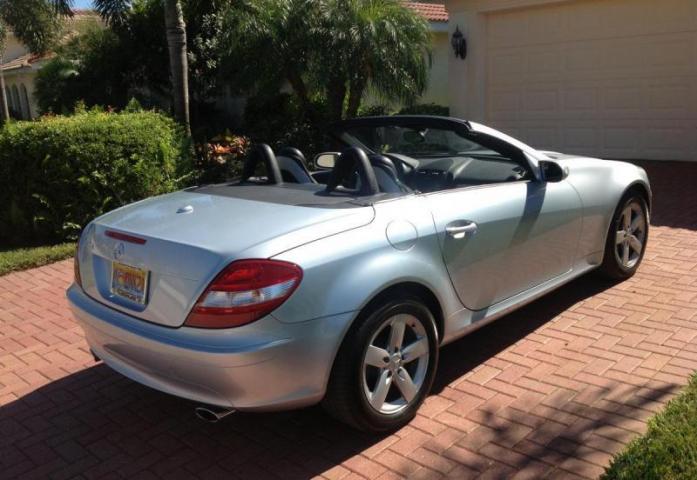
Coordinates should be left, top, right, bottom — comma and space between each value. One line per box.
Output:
630, 215, 643, 233
615, 230, 625, 245
628, 235, 642, 253
365, 345, 389, 368
622, 207, 632, 230
622, 243, 630, 265
370, 369, 392, 410
401, 337, 428, 363
394, 367, 418, 402
388, 317, 406, 352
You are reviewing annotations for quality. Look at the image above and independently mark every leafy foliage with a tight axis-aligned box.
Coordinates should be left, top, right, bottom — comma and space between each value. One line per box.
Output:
357, 103, 450, 117
0, 0, 70, 53
222, 0, 431, 121
0, 110, 192, 244
602, 373, 697, 480
35, 0, 228, 125
398, 103, 450, 116
195, 130, 249, 184
242, 93, 331, 158
35, 2, 170, 114
314, 0, 431, 119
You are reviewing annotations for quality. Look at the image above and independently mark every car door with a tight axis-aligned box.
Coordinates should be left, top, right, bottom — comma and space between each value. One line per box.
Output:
426, 177, 583, 312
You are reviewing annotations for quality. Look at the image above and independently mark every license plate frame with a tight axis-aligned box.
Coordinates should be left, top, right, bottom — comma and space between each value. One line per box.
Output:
110, 261, 149, 305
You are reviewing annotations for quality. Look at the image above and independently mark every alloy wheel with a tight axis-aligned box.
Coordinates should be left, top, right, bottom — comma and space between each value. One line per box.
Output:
614, 201, 647, 269
361, 314, 429, 414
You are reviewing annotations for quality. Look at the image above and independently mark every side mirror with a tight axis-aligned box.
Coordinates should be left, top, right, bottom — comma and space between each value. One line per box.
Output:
314, 152, 340, 170
539, 161, 568, 183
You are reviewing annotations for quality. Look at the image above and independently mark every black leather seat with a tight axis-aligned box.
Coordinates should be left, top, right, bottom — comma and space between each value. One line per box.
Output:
240, 144, 283, 184
325, 147, 379, 196
276, 147, 316, 184
324, 148, 408, 195
368, 154, 407, 193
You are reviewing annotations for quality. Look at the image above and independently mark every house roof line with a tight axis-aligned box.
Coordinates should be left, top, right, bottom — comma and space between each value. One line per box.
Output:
406, 2, 449, 23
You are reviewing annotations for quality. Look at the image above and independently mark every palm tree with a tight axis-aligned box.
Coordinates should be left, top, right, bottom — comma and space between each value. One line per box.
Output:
227, 0, 431, 122
222, 0, 319, 119
316, 0, 431, 120
0, 0, 72, 124
95, 0, 190, 133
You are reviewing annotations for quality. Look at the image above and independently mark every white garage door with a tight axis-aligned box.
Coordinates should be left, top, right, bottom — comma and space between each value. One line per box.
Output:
485, 0, 697, 161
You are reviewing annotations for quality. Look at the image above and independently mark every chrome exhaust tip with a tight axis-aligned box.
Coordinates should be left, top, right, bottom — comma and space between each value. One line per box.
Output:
194, 405, 236, 423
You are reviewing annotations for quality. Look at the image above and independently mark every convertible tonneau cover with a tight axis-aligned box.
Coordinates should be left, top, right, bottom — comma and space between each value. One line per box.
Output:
189, 182, 401, 208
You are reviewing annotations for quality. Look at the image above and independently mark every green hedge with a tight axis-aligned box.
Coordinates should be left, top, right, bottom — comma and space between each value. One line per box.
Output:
0, 110, 191, 244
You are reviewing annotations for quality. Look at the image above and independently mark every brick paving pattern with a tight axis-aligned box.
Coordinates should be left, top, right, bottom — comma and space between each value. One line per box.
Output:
1, 160, 696, 479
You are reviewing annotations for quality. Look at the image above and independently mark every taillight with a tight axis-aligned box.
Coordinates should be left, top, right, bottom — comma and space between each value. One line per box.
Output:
74, 244, 82, 288
184, 259, 303, 329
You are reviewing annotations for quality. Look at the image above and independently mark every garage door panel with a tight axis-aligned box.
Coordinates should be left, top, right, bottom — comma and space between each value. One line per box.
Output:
564, 87, 599, 113
602, 124, 643, 158
524, 125, 560, 149
522, 86, 559, 114
644, 36, 694, 72
643, 125, 691, 159
563, 126, 599, 154
485, 0, 697, 160
648, 81, 692, 116
489, 52, 526, 85
601, 83, 644, 115
489, 87, 522, 120
526, 46, 563, 81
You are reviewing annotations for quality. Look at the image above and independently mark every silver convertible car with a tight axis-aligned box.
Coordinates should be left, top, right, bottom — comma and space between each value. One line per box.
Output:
68, 116, 650, 432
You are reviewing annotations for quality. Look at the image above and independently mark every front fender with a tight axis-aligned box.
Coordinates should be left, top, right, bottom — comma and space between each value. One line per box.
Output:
560, 158, 651, 263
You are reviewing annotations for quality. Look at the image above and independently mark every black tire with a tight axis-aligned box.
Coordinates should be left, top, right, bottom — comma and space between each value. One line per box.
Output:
599, 193, 649, 280
322, 297, 439, 433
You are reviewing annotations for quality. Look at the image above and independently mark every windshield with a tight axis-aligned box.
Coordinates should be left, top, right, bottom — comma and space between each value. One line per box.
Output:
339, 125, 496, 157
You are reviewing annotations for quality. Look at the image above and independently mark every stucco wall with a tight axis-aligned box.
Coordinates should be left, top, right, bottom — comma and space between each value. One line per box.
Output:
419, 30, 450, 106
3, 70, 40, 120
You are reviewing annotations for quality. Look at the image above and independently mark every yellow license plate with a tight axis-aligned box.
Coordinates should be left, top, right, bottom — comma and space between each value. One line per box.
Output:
111, 262, 149, 304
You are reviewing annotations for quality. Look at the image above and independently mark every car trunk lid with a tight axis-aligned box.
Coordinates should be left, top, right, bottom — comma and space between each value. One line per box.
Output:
78, 189, 374, 327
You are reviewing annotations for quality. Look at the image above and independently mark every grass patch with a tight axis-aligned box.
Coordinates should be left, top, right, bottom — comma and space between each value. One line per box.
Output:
603, 373, 697, 480
0, 243, 76, 276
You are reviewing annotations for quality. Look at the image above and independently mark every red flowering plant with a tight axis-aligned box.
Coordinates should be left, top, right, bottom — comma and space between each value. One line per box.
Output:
195, 131, 250, 183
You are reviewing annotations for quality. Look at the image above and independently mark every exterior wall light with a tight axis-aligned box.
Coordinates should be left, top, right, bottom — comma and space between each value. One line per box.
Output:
451, 26, 467, 60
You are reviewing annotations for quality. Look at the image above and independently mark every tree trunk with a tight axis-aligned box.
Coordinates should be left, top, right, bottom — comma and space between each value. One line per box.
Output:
346, 76, 367, 119
163, 0, 190, 134
286, 68, 314, 121
327, 86, 346, 122
0, 54, 9, 125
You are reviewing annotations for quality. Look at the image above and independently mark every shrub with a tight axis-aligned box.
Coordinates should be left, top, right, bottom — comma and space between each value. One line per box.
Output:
242, 93, 331, 158
398, 103, 450, 116
195, 131, 250, 184
0, 110, 192, 244
357, 104, 395, 117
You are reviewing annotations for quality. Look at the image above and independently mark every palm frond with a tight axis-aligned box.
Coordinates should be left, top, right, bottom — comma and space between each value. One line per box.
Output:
93, 0, 132, 25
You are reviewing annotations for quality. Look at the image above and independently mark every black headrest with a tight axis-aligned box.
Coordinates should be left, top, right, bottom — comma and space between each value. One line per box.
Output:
241, 143, 283, 185
369, 154, 399, 177
277, 147, 308, 166
325, 147, 379, 196
277, 146, 316, 184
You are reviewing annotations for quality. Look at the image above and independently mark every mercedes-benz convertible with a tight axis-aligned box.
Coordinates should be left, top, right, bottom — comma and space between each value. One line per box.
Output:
67, 116, 651, 432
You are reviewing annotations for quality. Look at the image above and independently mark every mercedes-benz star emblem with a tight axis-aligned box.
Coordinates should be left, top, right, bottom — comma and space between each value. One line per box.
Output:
113, 242, 125, 260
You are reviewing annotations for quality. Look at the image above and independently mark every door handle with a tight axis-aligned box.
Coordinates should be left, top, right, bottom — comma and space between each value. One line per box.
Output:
446, 221, 478, 239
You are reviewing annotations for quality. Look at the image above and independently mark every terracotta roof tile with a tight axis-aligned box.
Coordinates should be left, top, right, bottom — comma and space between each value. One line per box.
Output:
1, 52, 51, 72
406, 2, 449, 22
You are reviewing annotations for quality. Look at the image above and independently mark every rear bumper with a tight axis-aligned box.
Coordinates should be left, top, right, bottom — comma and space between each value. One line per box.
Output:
67, 284, 354, 410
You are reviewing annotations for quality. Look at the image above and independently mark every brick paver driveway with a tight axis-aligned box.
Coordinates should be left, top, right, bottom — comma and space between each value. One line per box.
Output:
2, 161, 697, 479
